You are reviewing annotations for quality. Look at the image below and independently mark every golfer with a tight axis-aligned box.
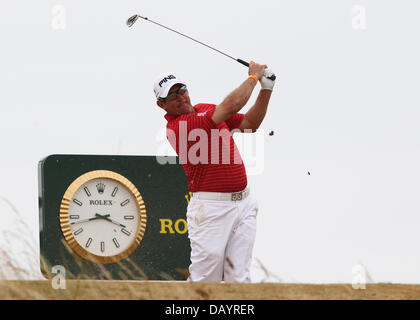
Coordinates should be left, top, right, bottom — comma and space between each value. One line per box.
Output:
154, 62, 275, 282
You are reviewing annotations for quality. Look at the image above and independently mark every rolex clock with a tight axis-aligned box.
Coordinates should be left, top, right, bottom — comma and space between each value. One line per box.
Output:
39, 154, 191, 280
59, 170, 147, 264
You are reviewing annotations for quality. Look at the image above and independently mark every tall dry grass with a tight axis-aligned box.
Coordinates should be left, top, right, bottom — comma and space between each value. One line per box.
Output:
0, 196, 44, 280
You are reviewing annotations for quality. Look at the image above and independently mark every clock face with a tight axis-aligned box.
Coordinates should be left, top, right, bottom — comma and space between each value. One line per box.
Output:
60, 170, 147, 264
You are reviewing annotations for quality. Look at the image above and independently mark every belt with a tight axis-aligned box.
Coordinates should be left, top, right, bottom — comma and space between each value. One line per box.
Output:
191, 188, 250, 201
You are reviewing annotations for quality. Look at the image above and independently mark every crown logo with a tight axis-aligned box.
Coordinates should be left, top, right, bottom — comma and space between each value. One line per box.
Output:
96, 183, 105, 194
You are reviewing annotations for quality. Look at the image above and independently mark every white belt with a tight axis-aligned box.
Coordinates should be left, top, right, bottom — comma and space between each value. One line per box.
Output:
192, 188, 250, 201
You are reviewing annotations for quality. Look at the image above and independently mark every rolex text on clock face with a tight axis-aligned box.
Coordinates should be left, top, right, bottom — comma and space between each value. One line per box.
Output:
68, 178, 139, 257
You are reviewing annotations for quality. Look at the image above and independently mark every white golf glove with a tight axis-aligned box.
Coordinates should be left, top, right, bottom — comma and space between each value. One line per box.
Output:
260, 69, 275, 91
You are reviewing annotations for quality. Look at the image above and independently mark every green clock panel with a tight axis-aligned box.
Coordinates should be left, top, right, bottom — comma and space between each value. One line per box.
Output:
38, 154, 191, 280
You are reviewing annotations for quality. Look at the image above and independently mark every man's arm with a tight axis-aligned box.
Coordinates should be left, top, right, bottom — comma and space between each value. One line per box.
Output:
238, 69, 276, 132
238, 89, 272, 132
211, 61, 266, 125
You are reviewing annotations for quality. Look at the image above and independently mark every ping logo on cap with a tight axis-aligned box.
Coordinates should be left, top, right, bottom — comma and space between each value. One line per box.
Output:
153, 72, 185, 99
159, 75, 176, 88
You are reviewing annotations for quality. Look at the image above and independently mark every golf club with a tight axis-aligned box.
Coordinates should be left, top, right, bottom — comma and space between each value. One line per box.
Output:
126, 14, 276, 81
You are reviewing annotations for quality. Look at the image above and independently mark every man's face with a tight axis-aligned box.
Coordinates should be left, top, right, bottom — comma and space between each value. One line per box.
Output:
157, 83, 194, 116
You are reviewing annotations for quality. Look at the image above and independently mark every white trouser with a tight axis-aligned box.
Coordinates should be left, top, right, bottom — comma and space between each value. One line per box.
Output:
186, 192, 258, 283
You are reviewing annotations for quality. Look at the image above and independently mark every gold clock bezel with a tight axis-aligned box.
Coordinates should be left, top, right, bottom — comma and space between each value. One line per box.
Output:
59, 170, 147, 264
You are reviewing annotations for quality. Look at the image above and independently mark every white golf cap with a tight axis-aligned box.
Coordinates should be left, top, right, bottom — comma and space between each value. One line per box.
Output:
153, 72, 186, 100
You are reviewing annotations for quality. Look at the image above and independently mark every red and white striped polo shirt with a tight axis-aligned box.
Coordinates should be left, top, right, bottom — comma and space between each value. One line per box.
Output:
164, 103, 247, 193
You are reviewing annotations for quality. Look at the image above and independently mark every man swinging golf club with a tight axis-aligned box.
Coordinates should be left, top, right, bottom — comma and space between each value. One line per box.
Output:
154, 62, 275, 282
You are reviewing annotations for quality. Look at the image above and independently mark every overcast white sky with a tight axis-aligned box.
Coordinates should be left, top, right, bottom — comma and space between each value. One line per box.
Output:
0, 0, 419, 283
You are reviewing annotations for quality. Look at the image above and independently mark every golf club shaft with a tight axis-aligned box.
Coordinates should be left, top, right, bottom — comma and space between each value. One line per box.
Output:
131, 15, 275, 80
137, 15, 239, 62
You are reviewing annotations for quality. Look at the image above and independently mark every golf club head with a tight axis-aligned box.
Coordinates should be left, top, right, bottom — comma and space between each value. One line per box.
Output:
126, 14, 140, 28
